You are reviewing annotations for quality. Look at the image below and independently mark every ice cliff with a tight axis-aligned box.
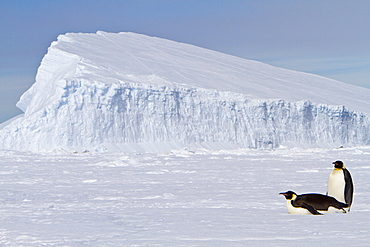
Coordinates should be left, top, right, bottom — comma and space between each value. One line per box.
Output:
0, 31, 369, 152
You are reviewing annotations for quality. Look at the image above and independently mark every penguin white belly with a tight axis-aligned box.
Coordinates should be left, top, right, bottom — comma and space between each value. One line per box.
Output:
327, 169, 345, 203
319, 206, 345, 214
286, 201, 344, 215
286, 201, 311, 215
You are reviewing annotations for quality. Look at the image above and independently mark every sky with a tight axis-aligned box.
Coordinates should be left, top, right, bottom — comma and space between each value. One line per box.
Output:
1, 0, 369, 123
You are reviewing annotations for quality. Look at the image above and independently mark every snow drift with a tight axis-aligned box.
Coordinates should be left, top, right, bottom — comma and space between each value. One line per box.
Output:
0, 31, 369, 152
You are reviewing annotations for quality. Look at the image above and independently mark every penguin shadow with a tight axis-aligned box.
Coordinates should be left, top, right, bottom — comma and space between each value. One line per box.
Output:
280, 160, 354, 215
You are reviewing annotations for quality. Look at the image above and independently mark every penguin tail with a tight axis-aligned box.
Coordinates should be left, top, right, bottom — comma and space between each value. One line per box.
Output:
338, 202, 349, 209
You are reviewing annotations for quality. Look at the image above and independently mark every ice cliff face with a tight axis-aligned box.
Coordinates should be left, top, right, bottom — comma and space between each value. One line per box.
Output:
1, 31, 369, 152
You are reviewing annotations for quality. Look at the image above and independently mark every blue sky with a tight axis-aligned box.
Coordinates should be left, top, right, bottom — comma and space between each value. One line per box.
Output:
1, 0, 369, 123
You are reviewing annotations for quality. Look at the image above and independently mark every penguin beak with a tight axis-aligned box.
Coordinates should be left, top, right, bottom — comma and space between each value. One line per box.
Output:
279, 192, 286, 196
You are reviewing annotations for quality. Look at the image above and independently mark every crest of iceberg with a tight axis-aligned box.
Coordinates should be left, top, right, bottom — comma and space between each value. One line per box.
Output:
0, 31, 369, 152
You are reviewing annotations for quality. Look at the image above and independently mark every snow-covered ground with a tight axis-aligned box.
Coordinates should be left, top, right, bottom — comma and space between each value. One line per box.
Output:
0, 146, 369, 246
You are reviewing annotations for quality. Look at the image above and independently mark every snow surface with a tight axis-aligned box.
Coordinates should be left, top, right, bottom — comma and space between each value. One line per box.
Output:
0, 31, 369, 152
0, 146, 370, 246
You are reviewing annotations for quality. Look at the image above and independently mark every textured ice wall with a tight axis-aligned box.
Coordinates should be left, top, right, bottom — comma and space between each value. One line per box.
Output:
0, 80, 368, 152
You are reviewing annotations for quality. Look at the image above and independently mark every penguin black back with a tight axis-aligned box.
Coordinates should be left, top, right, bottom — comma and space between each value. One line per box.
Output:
294, 193, 348, 211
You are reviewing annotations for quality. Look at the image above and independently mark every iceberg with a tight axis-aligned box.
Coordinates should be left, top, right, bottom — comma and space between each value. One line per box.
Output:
0, 31, 369, 152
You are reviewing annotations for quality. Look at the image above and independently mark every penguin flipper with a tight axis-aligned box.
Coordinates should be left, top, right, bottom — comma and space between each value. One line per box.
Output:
303, 203, 322, 215
343, 168, 354, 206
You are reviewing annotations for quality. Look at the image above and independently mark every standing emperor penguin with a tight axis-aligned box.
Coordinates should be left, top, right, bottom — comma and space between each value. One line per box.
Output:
327, 160, 354, 211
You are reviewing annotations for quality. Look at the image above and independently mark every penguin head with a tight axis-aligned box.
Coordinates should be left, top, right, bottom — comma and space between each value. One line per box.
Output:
333, 160, 344, 169
279, 191, 297, 200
